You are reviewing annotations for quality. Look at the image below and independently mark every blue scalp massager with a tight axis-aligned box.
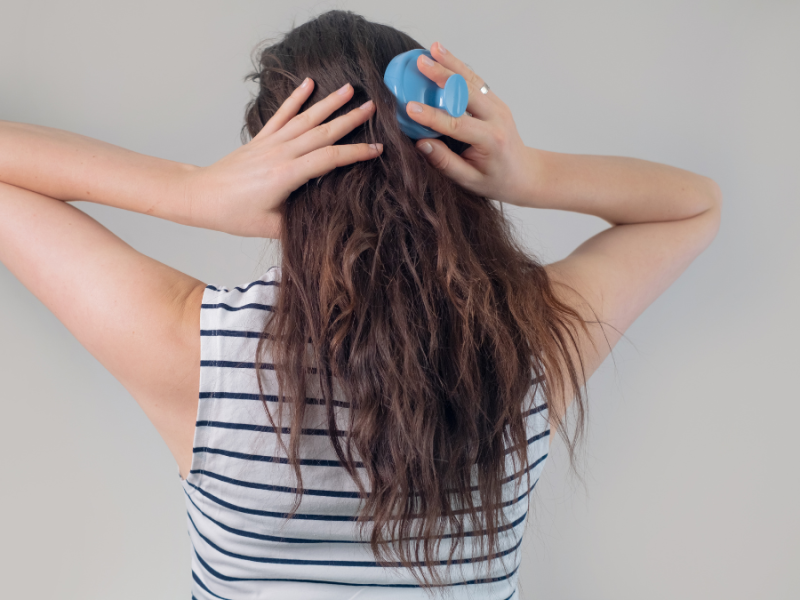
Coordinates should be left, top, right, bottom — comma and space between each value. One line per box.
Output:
383, 49, 469, 140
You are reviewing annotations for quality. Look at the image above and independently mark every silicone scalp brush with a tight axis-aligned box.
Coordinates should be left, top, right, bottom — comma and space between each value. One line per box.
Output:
383, 49, 469, 139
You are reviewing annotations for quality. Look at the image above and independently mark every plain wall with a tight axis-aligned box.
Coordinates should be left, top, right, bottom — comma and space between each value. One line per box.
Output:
1, 1, 797, 598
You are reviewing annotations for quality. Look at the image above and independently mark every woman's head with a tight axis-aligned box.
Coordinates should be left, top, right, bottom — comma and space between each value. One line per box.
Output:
244, 9, 589, 588
242, 10, 469, 158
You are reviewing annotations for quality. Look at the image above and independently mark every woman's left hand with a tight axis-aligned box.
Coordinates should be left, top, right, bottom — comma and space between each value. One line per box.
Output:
184, 78, 382, 238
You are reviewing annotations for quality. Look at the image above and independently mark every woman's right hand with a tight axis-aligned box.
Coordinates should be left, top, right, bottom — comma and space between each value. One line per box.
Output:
406, 42, 539, 207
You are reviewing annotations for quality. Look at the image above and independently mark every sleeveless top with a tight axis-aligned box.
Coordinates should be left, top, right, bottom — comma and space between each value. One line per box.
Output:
180, 266, 551, 600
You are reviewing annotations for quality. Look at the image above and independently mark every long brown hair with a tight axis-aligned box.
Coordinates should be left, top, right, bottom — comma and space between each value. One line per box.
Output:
243, 9, 592, 588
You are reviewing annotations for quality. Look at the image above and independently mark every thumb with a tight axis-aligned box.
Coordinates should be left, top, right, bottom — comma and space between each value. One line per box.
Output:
415, 138, 479, 192
415, 138, 473, 187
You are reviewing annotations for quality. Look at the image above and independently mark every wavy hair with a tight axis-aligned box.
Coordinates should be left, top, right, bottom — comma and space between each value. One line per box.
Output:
243, 9, 592, 588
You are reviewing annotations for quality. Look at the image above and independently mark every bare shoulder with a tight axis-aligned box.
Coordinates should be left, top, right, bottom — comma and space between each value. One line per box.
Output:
543, 201, 722, 440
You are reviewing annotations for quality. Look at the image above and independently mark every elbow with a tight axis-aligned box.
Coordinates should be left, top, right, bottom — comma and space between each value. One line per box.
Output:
701, 177, 723, 242
700, 176, 723, 213
707, 177, 723, 211
697, 175, 723, 220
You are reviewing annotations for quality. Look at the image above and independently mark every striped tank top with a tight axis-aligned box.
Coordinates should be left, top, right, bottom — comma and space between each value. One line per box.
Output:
180, 266, 551, 599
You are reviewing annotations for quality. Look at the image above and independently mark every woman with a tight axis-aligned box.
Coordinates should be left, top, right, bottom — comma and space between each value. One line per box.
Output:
0, 9, 721, 600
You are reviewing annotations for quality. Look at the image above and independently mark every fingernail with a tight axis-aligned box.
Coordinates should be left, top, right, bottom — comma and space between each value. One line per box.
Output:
338, 83, 352, 95
421, 55, 435, 67
408, 102, 423, 114
359, 100, 374, 110
300, 77, 310, 88
437, 42, 447, 55
418, 142, 433, 155
369, 143, 383, 151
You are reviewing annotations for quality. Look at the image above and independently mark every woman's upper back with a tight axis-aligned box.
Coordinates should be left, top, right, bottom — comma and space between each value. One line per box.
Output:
181, 266, 551, 599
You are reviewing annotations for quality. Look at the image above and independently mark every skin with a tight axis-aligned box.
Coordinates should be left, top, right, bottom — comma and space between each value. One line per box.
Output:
409, 42, 722, 442
0, 42, 721, 480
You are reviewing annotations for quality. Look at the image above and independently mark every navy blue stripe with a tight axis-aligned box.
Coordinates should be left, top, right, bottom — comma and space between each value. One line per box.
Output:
505, 477, 540, 509
185, 471, 541, 523
194, 546, 251, 583
524, 402, 547, 418
526, 429, 550, 445
201, 419, 545, 452
193, 446, 361, 468
200, 329, 266, 339
186, 480, 359, 521
192, 434, 550, 476
196, 422, 547, 452
200, 328, 317, 344
200, 361, 318, 375
185, 485, 528, 546
192, 544, 519, 589
196, 420, 344, 437
504, 428, 551, 456
198, 391, 545, 420
200, 391, 266, 400
188, 511, 523, 568
192, 570, 232, 600
193, 465, 543, 507
205, 279, 279, 293
200, 360, 274, 370
501, 453, 548, 485
193, 444, 546, 485
184, 488, 360, 542
201, 302, 274, 312
192, 468, 363, 499
193, 445, 547, 480
199, 391, 351, 409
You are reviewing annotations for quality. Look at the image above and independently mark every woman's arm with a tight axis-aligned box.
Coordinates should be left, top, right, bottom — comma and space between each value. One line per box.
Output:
0, 84, 383, 237
521, 147, 721, 225
523, 149, 722, 436
0, 79, 382, 478
0, 122, 209, 477
0, 180, 206, 478
405, 42, 723, 440
438, 140, 722, 438
0, 120, 196, 223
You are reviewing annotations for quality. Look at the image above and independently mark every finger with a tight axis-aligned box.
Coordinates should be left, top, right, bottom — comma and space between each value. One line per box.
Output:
405, 99, 491, 147
270, 83, 356, 146
257, 77, 315, 139
292, 143, 384, 183
429, 42, 498, 109
415, 51, 493, 120
286, 99, 377, 159
414, 138, 482, 190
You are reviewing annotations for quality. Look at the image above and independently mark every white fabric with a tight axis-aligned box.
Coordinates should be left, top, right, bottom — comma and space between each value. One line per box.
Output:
180, 266, 550, 600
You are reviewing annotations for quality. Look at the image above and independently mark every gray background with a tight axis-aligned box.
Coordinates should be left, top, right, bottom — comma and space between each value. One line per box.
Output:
1, 1, 797, 598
